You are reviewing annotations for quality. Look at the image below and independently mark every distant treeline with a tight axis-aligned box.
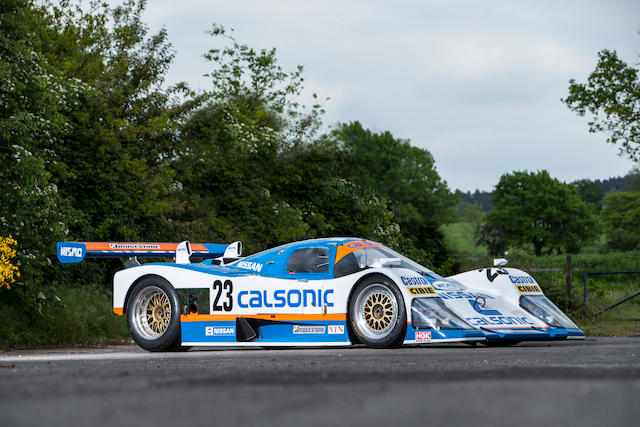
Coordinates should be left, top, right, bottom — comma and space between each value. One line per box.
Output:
457, 170, 640, 214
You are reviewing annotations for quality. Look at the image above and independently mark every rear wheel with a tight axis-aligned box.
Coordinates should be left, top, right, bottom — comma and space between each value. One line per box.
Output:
349, 275, 406, 348
126, 276, 183, 352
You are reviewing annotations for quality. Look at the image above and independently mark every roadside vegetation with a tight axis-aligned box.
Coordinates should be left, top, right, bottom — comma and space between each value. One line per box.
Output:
1, 0, 638, 346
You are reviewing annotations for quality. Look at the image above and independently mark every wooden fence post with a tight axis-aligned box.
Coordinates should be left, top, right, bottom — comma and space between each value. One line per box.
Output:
565, 255, 572, 298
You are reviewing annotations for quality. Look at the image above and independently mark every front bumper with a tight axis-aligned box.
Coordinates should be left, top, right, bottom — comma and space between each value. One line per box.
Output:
481, 326, 585, 341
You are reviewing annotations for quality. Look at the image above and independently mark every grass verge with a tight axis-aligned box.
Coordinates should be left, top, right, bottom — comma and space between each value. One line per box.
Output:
0, 283, 129, 348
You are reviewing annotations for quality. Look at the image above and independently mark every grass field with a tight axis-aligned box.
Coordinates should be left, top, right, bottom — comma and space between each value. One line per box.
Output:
441, 222, 488, 256
444, 221, 640, 336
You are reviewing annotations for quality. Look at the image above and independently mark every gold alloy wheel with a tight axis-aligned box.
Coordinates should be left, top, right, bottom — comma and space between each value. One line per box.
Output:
132, 285, 172, 340
354, 283, 399, 340
147, 292, 170, 334
363, 292, 393, 331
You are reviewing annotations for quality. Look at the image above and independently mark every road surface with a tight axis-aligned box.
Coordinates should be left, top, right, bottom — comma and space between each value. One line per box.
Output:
0, 337, 638, 427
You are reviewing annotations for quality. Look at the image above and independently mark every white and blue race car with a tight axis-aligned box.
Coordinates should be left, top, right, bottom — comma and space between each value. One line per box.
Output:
57, 238, 584, 351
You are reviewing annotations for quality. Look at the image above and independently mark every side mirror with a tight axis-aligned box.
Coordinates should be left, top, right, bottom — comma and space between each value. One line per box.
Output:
493, 258, 508, 267
373, 257, 402, 268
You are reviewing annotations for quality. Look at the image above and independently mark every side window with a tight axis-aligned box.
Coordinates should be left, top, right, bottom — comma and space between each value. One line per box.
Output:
334, 252, 361, 278
286, 247, 329, 274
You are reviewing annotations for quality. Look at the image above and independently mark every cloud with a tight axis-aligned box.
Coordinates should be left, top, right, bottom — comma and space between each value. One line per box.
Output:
133, 0, 640, 190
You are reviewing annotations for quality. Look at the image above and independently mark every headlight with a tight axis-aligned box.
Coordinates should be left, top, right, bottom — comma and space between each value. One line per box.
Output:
519, 295, 578, 329
411, 298, 473, 330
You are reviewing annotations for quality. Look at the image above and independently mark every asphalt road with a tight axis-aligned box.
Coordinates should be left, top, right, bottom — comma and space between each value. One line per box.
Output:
1, 337, 639, 427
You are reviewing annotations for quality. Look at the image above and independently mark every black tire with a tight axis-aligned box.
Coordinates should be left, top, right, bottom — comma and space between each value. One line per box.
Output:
349, 275, 406, 349
126, 276, 183, 352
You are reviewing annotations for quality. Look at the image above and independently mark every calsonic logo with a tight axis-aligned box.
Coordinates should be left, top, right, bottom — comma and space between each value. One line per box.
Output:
108, 243, 160, 250
468, 298, 501, 315
60, 246, 83, 258
401, 276, 430, 286
465, 316, 536, 327
238, 289, 334, 308
415, 331, 431, 342
408, 287, 437, 295
516, 285, 542, 293
293, 325, 326, 334
205, 326, 235, 336
509, 275, 536, 284
236, 261, 263, 272
438, 291, 494, 300
328, 325, 344, 334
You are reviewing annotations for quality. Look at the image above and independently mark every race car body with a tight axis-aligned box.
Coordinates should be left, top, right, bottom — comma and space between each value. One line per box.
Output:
57, 238, 583, 351
446, 267, 584, 342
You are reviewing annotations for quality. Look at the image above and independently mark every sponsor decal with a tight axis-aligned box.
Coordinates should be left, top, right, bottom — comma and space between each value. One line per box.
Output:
293, 325, 326, 334
328, 325, 345, 334
465, 316, 536, 326
468, 297, 502, 315
415, 331, 431, 342
108, 243, 160, 250
238, 289, 334, 309
205, 326, 235, 336
57, 242, 86, 263
438, 291, 494, 300
345, 240, 380, 250
509, 275, 536, 284
516, 284, 542, 293
235, 261, 263, 272
408, 286, 437, 295
60, 246, 83, 258
401, 276, 430, 286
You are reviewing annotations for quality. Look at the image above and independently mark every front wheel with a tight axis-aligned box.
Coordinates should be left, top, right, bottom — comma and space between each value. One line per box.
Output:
126, 276, 183, 352
349, 275, 406, 348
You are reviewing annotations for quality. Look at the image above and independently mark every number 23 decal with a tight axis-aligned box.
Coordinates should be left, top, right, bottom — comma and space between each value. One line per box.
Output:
212, 280, 233, 312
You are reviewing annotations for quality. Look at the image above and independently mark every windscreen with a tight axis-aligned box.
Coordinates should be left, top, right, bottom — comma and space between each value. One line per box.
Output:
334, 245, 433, 278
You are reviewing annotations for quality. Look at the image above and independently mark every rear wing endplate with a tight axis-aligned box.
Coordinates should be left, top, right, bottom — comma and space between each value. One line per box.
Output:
56, 241, 242, 264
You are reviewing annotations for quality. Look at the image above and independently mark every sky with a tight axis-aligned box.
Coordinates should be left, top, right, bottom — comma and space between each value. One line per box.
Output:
136, 0, 639, 192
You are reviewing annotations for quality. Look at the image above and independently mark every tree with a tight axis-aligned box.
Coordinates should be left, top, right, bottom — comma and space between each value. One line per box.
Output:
486, 171, 599, 256
0, 0, 78, 283
564, 49, 640, 161
572, 179, 605, 213
476, 223, 507, 257
328, 122, 456, 267
601, 192, 640, 250
35, 0, 188, 242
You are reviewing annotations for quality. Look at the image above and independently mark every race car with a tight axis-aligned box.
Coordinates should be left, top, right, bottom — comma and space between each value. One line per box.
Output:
56, 238, 584, 351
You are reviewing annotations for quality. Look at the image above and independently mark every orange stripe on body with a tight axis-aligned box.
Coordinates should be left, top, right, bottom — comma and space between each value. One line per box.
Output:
82, 242, 208, 252
113, 307, 124, 316
334, 239, 382, 264
180, 313, 347, 322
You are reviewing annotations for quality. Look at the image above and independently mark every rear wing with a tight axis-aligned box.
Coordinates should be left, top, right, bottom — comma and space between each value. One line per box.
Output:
56, 241, 242, 264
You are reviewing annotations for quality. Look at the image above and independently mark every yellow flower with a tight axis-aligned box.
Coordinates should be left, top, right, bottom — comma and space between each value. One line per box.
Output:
0, 235, 20, 290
